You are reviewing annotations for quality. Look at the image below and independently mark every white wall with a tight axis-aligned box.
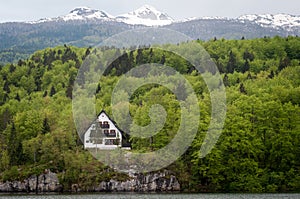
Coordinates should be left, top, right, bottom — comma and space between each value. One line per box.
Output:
84, 112, 122, 149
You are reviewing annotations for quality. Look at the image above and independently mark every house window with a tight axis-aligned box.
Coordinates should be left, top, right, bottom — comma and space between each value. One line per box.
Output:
110, 130, 116, 137
105, 139, 115, 145
104, 129, 109, 135
102, 121, 110, 129
104, 139, 120, 145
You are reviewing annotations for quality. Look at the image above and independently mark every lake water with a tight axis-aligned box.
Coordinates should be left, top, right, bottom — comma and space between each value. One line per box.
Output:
0, 193, 299, 199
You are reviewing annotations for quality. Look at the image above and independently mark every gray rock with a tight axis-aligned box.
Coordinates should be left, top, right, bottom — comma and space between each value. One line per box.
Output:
90, 170, 180, 192
0, 170, 62, 193
0, 169, 180, 193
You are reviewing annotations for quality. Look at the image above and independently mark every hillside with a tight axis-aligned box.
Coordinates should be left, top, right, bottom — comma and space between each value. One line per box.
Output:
0, 36, 299, 192
1, 5, 300, 64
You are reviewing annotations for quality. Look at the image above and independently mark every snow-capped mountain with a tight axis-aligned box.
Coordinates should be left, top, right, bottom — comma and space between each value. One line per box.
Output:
116, 5, 174, 26
2, 5, 300, 63
61, 7, 113, 21
30, 7, 114, 24
29, 5, 174, 26
25, 5, 300, 31
238, 14, 300, 30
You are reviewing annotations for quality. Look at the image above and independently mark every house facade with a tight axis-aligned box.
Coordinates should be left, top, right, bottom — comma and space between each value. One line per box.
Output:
84, 110, 130, 150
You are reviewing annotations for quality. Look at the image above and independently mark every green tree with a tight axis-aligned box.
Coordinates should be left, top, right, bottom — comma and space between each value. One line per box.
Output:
7, 122, 22, 165
50, 86, 56, 97
42, 118, 51, 134
226, 51, 237, 73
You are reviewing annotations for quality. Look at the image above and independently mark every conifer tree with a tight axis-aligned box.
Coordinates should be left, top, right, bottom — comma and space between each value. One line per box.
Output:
42, 118, 51, 134
50, 86, 56, 97
8, 122, 22, 165
239, 83, 247, 94
223, 74, 229, 87
226, 51, 236, 73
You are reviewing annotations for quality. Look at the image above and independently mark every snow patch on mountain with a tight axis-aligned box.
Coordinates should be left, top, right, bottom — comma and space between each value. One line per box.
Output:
116, 5, 174, 26
176, 16, 229, 24
238, 14, 300, 30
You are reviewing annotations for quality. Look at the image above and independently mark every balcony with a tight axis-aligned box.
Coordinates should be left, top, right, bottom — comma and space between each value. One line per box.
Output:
99, 121, 110, 129
104, 130, 116, 137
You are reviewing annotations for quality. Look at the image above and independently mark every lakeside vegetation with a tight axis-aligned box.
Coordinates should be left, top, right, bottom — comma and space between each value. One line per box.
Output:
0, 36, 299, 192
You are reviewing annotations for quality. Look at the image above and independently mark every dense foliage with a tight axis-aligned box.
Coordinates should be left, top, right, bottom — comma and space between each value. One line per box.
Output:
0, 36, 299, 192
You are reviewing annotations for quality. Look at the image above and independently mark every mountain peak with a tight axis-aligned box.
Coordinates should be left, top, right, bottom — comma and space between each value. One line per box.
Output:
116, 4, 174, 26
134, 4, 161, 14
136, 4, 157, 11
64, 6, 113, 20
30, 6, 114, 23
70, 6, 93, 13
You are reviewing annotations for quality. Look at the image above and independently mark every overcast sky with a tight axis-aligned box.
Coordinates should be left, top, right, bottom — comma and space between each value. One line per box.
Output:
0, 0, 300, 22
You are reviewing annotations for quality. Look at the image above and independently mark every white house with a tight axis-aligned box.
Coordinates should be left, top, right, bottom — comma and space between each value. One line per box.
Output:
84, 110, 131, 150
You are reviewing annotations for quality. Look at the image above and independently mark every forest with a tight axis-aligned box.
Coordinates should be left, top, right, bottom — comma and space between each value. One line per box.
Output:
0, 36, 299, 192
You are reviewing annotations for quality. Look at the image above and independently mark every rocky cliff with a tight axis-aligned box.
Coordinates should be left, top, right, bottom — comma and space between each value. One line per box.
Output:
75, 171, 180, 192
0, 170, 62, 192
0, 170, 180, 193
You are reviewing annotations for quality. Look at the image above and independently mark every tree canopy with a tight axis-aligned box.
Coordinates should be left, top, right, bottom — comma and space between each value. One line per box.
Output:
0, 36, 299, 192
